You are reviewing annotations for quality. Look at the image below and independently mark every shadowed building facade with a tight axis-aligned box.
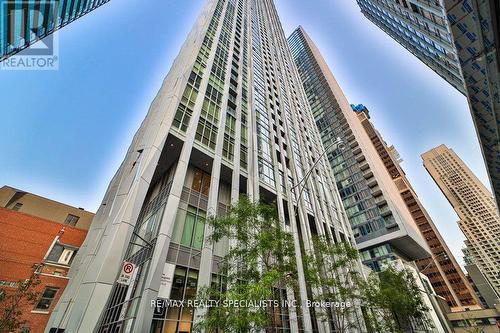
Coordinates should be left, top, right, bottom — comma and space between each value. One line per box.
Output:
356, 0, 464, 92
45, 1, 364, 332
0, 185, 94, 229
463, 247, 500, 309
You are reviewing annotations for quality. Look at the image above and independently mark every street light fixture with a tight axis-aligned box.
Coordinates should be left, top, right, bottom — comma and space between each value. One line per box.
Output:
412, 252, 450, 293
418, 251, 450, 274
290, 137, 345, 202
285, 136, 367, 332
412, 252, 454, 333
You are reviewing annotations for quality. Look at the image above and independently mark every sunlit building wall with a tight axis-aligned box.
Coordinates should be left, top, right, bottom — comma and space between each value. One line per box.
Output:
422, 145, 500, 297
45, 1, 364, 332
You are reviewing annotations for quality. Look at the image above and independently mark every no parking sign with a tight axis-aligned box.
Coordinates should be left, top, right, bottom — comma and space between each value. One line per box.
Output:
117, 261, 136, 285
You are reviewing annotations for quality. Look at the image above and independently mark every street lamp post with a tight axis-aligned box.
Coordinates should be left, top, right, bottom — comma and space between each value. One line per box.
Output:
290, 137, 345, 201
412, 251, 450, 297
412, 252, 453, 333
416, 252, 449, 275
287, 137, 353, 332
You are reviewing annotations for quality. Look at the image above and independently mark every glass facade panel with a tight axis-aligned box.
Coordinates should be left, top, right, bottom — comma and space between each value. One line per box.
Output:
0, 0, 111, 60
179, 206, 206, 250
153, 266, 199, 333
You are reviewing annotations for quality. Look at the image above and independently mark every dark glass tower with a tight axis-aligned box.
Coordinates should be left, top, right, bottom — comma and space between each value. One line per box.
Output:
0, 0, 110, 60
356, 0, 500, 217
288, 26, 430, 271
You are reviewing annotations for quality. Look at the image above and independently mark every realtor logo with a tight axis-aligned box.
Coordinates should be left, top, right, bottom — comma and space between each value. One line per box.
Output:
0, 0, 59, 70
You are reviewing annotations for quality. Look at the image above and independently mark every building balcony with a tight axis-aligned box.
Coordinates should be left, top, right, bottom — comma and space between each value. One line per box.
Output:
371, 185, 382, 196
363, 170, 374, 179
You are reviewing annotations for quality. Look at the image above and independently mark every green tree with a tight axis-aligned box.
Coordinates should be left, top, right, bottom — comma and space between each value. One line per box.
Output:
362, 265, 430, 333
194, 196, 298, 332
303, 237, 366, 333
457, 314, 489, 333
0, 264, 42, 333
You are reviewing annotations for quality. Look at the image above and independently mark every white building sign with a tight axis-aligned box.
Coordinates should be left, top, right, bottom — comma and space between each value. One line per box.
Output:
158, 263, 176, 299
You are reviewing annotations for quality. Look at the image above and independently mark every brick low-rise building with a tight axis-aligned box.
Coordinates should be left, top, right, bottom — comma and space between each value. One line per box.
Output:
0, 186, 94, 230
0, 187, 93, 333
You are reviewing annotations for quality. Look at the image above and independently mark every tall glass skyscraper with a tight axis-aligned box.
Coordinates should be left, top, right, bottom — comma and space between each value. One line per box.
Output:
356, 0, 465, 93
356, 0, 500, 215
46, 1, 362, 332
0, 0, 110, 60
288, 28, 452, 332
288, 26, 430, 272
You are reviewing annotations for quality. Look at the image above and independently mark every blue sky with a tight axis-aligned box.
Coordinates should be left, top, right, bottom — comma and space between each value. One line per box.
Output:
0, 0, 490, 266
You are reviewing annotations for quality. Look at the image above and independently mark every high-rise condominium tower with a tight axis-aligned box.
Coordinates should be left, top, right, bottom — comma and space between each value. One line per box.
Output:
46, 1, 361, 332
0, 0, 110, 60
356, 0, 500, 213
288, 26, 478, 311
288, 27, 430, 271
288, 28, 453, 332
422, 145, 500, 296
352, 105, 480, 310
463, 247, 500, 308
356, 0, 464, 92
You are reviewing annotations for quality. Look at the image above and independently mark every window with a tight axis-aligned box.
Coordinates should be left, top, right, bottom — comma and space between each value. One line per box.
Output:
180, 206, 206, 250
46, 243, 77, 266
64, 214, 79, 226
12, 202, 23, 211
191, 169, 211, 196
34, 287, 59, 311
58, 249, 75, 265
153, 266, 199, 331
